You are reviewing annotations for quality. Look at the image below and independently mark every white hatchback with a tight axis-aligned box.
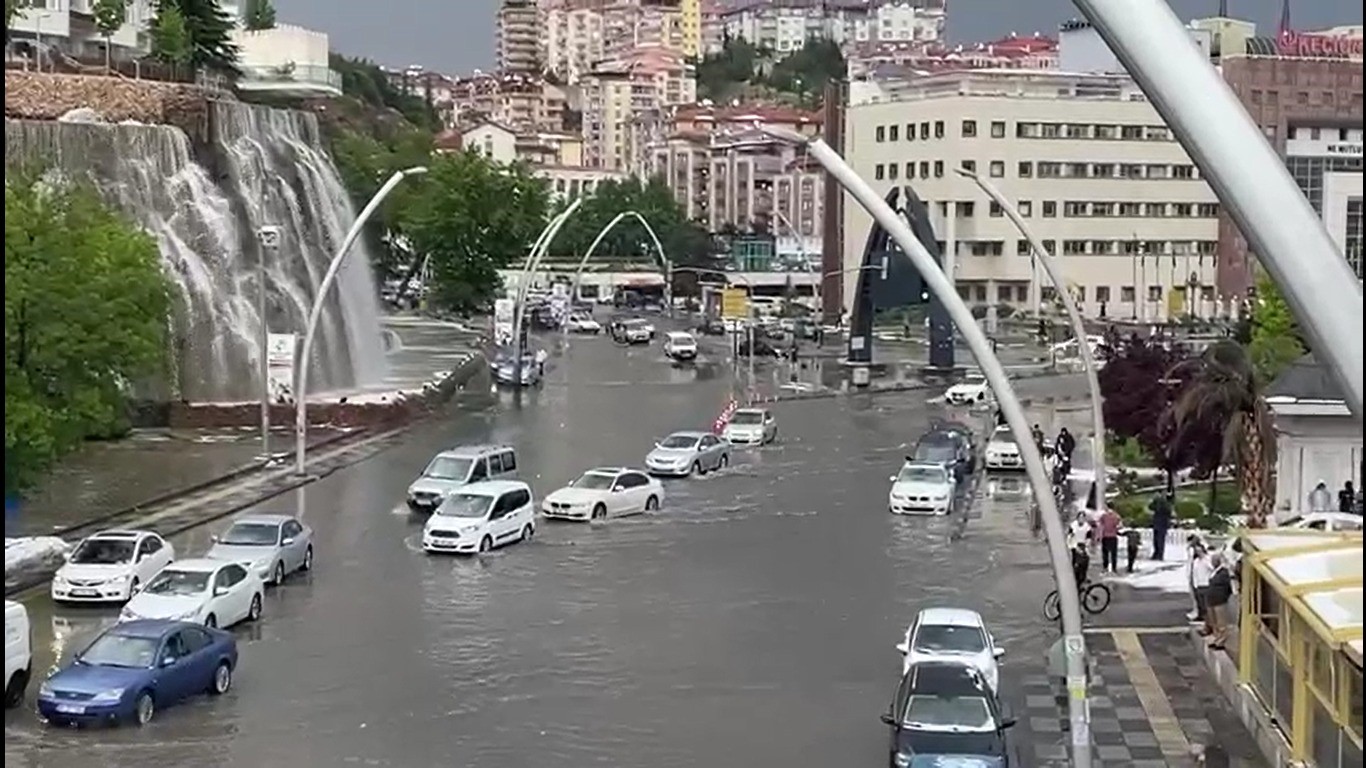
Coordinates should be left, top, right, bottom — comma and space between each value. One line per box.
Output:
119, 558, 265, 630
423, 480, 537, 554
896, 607, 1004, 692
542, 468, 663, 521
51, 530, 175, 604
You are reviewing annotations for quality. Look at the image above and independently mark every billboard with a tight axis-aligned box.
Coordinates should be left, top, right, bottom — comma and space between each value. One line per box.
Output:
720, 287, 750, 320
494, 298, 515, 347
266, 333, 296, 403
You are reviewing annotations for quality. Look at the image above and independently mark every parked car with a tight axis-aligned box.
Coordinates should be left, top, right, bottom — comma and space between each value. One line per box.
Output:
663, 331, 699, 361
542, 468, 663, 521
695, 317, 726, 336
613, 318, 653, 344
52, 530, 175, 604
722, 408, 778, 445
422, 480, 537, 555
5, 601, 31, 708
406, 444, 520, 513
37, 619, 238, 727
880, 661, 1015, 768
645, 431, 730, 477
944, 374, 993, 406
888, 461, 957, 516
119, 559, 264, 629
566, 313, 603, 334
983, 426, 1025, 471
912, 426, 975, 481
206, 514, 313, 586
896, 607, 1004, 692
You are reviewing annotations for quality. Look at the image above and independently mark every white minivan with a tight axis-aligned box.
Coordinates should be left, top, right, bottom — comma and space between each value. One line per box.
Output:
5, 600, 31, 708
422, 480, 537, 554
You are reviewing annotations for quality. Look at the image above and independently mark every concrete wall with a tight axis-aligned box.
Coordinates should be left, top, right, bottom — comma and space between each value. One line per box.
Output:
232, 24, 331, 69
4, 72, 216, 139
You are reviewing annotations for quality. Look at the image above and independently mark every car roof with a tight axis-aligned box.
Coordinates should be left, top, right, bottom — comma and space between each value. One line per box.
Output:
584, 467, 628, 476
457, 480, 529, 496
437, 444, 514, 459
667, 430, 710, 439
901, 460, 949, 470
162, 558, 233, 573
89, 530, 151, 540
231, 514, 292, 525
666, 330, 694, 338
917, 607, 987, 628
106, 619, 185, 640
733, 407, 767, 414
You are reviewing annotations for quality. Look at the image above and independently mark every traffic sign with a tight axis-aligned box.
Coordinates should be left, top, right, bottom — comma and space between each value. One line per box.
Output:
721, 287, 749, 320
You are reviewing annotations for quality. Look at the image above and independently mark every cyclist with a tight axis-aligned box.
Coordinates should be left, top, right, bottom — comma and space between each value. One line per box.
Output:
1070, 541, 1091, 591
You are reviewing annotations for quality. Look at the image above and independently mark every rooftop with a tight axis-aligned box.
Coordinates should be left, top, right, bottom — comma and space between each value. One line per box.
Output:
1243, 530, 1363, 658
1265, 354, 1347, 404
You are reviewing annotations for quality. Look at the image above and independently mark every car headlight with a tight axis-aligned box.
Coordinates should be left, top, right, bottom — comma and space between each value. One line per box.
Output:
894, 753, 912, 768
107, 573, 130, 585
38, 681, 54, 698
933, 494, 950, 502
89, 688, 124, 704
253, 558, 271, 571
175, 609, 200, 621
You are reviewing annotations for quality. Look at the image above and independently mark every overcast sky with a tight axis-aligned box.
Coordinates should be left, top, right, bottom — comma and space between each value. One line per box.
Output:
275, 0, 1362, 74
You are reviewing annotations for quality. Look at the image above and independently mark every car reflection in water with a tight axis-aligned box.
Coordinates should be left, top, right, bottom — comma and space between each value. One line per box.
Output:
984, 476, 1031, 500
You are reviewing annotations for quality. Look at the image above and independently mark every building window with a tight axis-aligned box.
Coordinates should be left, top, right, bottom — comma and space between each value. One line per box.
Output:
959, 202, 975, 218
1016, 122, 1039, 138
920, 122, 930, 139
1074, 286, 1087, 302
875, 164, 885, 180
997, 284, 1014, 303
919, 161, 930, 178
1064, 201, 1088, 217
1173, 164, 1195, 179
1119, 202, 1142, 216
1093, 163, 1115, 178
1042, 239, 1056, 254
1016, 239, 1031, 256
1019, 200, 1032, 217
990, 121, 1006, 138
1042, 201, 1057, 218
875, 126, 886, 142
1147, 286, 1163, 302
906, 123, 916, 141
888, 125, 899, 142
969, 241, 1004, 256
1063, 240, 1087, 255
1092, 240, 1116, 255
1095, 124, 1116, 140
1093, 202, 1115, 217
962, 120, 977, 137
1197, 203, 1218, 217
1120, 164, 1144, 179
934, 121, 945, 139
888, 163, 899, 180
1018, 161, 1033, 178
1066, 124, 1089, 139
1096, 286, 1111, 303
1038, 162, 1062, 178
934, 161, 944, 178
989, 161, 1005, 178
1172, 203, 1193, 217
906, 162, 916, 179
990, 201, 1004, 218
1146, 164, 1170, 179
1145, 203, 1166, 217
974, 285, 987, 302
1041, 123, 1061, 138
962, 160, 976, 173
1120, 286, 1136, 303
1121, 125, 1143, 140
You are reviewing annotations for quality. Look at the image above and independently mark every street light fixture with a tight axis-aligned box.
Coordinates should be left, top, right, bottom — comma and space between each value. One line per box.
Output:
753, 123, 1094, 767
293, 166, 428, 476
510, 198, 585, 389
1067, 0, 1363, 419
955, 166, 1111, 514
256, 225, 282, 462
568, 210, 671, 312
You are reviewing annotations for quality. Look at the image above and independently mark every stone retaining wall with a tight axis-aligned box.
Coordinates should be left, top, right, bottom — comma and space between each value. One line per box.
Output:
4, 71, 217, 140
168, 357, 488, 430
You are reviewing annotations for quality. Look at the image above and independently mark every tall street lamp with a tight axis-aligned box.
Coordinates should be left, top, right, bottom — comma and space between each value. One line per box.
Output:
510, 198, 585, 390
1068, 0, 1363, 419
956, 166, 1111, 512
755, 123, 1093, 767
568, 210, 671, 311
294, 166, 428, 476
256, 225, 281, 462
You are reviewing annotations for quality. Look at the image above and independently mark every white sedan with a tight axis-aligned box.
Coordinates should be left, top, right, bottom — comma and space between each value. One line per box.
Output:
888, 461, 957, 515
983, 426, 1025, 471
566, 313, 602, 334
896, 607, 1004, 692
119, 559, 264, 629
944, 375, 992, 406
542, 468, 663, 521
51, 530, 175, 604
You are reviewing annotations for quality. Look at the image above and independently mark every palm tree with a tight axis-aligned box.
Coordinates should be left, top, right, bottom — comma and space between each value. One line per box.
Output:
1167, 340, 1276, 527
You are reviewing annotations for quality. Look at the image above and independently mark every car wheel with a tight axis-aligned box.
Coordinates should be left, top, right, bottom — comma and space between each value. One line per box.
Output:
479, 536, 493, 553
719, 453, 729, 469
248, 593, 263, 622
272, 560, 285, 586
208, 661, 232, 696
204, 613, 218, 629
691, 461, 703, 476
592, 503, 607, 520
127, 577, 139, 600
133, 692, 155, 725
4, 667, 29, 709
520, 524, 534, 542
301, 546, 313, 572
645, 495, 659, 512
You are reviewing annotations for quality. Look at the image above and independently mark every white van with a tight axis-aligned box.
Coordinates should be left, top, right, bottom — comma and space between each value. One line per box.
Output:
421, 480, 537, 554
406, 444, 520, 513
5, 600, 31, 708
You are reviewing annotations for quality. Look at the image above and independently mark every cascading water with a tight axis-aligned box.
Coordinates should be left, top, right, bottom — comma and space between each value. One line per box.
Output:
3, 102, 388, 402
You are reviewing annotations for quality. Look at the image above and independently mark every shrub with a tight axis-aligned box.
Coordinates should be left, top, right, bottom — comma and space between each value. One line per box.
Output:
1174, 499, 1205, 520
1114, 497, 1152, 528
1195, 513, 1231, 534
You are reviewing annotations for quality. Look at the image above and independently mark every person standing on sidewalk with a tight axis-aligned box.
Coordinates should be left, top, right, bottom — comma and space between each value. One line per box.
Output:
1149, 491, 1174, 560
1339, 481, 1357, 513
1188, 537, 1213, 624
1123, 525, 1142, 573
1308, 480, 1332, 513
1205, 554, 1234, 650
1097, 505, 1122, 573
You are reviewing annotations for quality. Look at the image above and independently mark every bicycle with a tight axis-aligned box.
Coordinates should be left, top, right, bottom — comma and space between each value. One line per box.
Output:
1043, 580, 1112, 621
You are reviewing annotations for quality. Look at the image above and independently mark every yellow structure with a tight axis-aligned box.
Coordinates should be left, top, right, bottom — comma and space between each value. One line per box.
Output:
680, 0, 701, 58
1237, 530, 1363, 768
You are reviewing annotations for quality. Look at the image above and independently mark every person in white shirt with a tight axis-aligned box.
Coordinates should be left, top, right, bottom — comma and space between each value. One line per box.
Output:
1308, 480, 1333, 513
1188, 537, 1213, 624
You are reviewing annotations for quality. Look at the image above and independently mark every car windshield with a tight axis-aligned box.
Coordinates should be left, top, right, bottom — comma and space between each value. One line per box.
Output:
990, 429, 1017, 446
915, 443, 957, 463
219, 522, 279, 546
659, 435, 699, 449
914, 624, 988, 654
624, 320, 647, 328
903, 695, 995, 730
730, 411, 763, 425
572, 473, 615, 490
143, 569, 211, 596
670, 334, 695, 344
79, 632, 160, 669
423, 456, 472, 481
69, 538, 136, 565
436, 493, 494, 518
899, 465, 948, 484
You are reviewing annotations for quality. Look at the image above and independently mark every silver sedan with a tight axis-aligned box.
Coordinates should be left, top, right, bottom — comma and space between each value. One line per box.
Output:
206, 514, 315, 586
644, 431, 731, 477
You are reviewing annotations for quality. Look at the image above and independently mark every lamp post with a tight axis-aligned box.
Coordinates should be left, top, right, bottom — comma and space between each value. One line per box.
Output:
256, 226, 281, 462
510, 198, 585, 391
670, 266, 756, 400
567, 210, 670, 313
755, 124, 1093, 767
294, 166, 428, 476
1068, 0, 1363, 419
957, 167, 1110, 513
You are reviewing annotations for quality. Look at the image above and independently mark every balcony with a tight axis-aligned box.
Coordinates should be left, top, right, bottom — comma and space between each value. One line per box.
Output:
236, 63, 342, 97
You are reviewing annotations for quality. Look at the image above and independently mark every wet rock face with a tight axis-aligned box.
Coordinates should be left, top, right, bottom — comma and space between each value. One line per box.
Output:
4, 71, 212, 137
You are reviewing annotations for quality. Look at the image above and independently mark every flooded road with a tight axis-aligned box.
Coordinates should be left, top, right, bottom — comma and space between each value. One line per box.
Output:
5, 333, 1092, 768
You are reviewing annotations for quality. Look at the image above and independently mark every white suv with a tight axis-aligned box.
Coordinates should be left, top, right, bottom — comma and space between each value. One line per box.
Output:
423, 480, 537, 554
663, 331, 698, 361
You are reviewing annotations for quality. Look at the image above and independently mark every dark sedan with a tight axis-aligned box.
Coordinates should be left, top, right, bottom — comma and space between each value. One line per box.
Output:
880, 661, 1014, 768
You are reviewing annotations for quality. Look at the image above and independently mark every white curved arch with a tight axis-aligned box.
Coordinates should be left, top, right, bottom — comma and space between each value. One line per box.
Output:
569, 210, 670, 304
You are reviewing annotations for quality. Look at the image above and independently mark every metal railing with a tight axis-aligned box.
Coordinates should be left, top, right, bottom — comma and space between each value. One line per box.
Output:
238, 64, 343, 91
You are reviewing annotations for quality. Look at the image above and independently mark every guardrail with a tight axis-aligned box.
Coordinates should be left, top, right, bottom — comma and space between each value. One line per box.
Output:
238, 64, 342, 91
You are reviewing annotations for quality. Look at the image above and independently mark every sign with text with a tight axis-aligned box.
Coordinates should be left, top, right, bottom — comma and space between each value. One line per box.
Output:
493, 298, 515, 347
1277, 30, 1363, 59
720, 287, 750, 320
266, 333, 296, 403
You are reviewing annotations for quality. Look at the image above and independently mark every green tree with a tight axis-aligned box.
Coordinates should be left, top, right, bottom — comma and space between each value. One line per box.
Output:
152, 0, 239, 75
696, 37, 761, 102
5, 175, 173, 494
150, 3, 192, 76
92, 0, 127, 71
1246, 273, 1306, 385
330, 53, 439, 130
394, 152, 550, 312
329, 126, 435, 284
554, 177, 713, 270
241, 0, 274, 30
765, 37, 845, 106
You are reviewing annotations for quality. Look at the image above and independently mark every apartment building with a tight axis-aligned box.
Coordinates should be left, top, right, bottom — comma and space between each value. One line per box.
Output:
842, 70, 1221, 320
537, 165, 630, 203
496, 0, 541, 74
445, 72, 568, 133
540, 0, 687, 84
8, 0, 155, 61
680, 0, 701, 57
582, 47, 695, 171
718, 0, 945, 54
848, 33, 1059, 92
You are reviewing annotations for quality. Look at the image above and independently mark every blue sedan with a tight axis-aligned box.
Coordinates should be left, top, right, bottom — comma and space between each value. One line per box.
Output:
37, 619, 237, 726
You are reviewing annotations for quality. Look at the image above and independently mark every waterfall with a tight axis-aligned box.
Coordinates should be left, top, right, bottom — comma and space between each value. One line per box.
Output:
4, 102, 388, 403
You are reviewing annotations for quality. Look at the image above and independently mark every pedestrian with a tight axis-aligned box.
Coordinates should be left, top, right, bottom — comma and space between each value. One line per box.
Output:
1071, 540, 1091, 590
1055, 427, 1076, 464
1031, 423, 1046, 452
1339, 481, 1356, 514
1308, 480, 1332, 513
1204, 553, 1234, 650
1085, 481, 1098, 511
1149, 490, 1174, 560
1123, 525, 1142, 573
1189, 537, 1212, 624
1098, 505, 1122, 573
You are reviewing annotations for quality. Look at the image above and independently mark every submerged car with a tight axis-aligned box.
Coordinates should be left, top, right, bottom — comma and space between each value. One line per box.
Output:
881, 661, 1014, 768
983, 426, 1024, 471
566, 313, 602, 334
493, 354, 543, 387
896, 608, 1004, 692
912, 427, 975, 481
944, 375, 993, 406
614, 318, 653, 344
205, 515, 313, 586
119, 559, 265, 629
421, 480, 537, 555
406, 445, 519, 513
888, 462, 957, 516
51, 531, 175, 604
722, 408, 777, 446
663, 331, 699, 361
541, 468, 663, 521
37, 619, 237, 727
644, 431, 730, 477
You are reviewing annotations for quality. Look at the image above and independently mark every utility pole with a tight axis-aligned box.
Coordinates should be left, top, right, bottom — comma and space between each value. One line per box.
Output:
256, 226, 281, 462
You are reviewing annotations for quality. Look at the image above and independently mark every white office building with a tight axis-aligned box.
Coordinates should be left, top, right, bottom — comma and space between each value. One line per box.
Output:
841, 69, 1221, 319
8, 0, 155, 60
718, 0, 945, 55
